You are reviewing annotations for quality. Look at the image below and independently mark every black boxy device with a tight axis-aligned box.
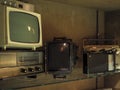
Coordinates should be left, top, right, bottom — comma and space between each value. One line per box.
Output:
46, 37, 78, 76
83, 52, 115, 74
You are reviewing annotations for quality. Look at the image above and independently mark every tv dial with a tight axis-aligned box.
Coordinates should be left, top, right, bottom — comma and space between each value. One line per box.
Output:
35, 66, 41, 71
28, 68, 34, 72
20, 68, 27, 73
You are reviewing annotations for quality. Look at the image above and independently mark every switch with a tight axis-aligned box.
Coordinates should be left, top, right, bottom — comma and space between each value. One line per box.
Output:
20, 68, 27, 73
28, 68, 34, 72
35, 66, 41, 71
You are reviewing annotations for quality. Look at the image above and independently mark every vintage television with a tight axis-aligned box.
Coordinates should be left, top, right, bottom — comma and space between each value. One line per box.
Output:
0, 5, 42, 50
83, 52, 115, 74
46, 38, 78, 77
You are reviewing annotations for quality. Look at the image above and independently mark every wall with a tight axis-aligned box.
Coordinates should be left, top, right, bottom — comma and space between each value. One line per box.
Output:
105, 10, 120, 41
30, 1, 97, 43
24, 0, 104, 89
104, 10, 120, 89
98, 10, 105, 39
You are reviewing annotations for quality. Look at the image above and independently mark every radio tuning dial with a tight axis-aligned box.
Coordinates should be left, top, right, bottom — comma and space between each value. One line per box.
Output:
35, 66, 41, 71
28, 68, 34, 72
20, 68, 27, 73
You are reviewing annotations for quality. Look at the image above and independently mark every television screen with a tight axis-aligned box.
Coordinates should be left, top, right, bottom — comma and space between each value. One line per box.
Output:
0, 5, 42, 50
48, 43, 70, 71
9, 12, 39, 43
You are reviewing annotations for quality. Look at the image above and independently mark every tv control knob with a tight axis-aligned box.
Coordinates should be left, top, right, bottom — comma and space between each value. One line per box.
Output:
35, 67, 41, 71
28, 68, 34, 72
20, 68, 27, 73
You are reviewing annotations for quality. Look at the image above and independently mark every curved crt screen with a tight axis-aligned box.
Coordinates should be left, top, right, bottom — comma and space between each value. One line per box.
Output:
48, 43, 70, 71
9, 12, 40, 43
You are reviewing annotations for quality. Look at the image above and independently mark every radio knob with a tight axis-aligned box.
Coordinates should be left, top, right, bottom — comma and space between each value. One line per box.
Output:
35, 67, 41, 71
20, 68, 27, 73
28, 68, 34, 72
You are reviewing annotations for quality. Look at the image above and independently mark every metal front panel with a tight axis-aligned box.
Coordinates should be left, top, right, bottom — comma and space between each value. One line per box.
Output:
115, 48, 120, 70
108, 54, 114, 71
116, 53, 120, 70
17, 52, 43, 66
0, 53, 17, 67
